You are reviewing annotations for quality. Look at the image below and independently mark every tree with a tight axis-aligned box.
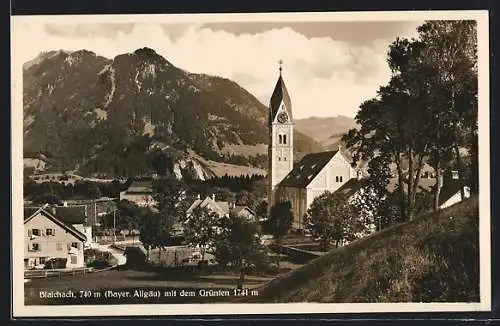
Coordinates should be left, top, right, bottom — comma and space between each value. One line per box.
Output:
152, 177, 189, 251
116, 200, 143, 240
32, 193, 62, 205
255, 200, 268, 221
343, 37, 441, 222
148, 148, 173, 176
306, 192, 364, 252
214, 212, 266, 288
416, 21, 478, 207
268, 202, 293, 243
236, 190, 257, 209
138, 209, 162, 262
182, 206, 219, 271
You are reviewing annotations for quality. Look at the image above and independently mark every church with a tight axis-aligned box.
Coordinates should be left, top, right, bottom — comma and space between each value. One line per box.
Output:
267, 62, 364, 230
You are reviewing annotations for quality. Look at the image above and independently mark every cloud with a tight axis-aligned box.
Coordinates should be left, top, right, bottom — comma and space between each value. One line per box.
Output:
14, 21, 420, 119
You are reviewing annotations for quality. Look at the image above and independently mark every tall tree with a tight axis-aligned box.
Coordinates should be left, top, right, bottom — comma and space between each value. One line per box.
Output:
138, 210, 161, 262
152, 176, 189, 249
268, 202, 293, 243
214, 212, 266, 289
416, 21, 478, 206
182, 206, 219, 271
306, 191, 364, 251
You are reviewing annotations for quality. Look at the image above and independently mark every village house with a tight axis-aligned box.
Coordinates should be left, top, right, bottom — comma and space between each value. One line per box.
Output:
186, 194, 259, 222
436, 170, 471, 209
119, 180, 155, 207
23, 151, 50, 173
24, 205, 86, 269
25, 203, 96, 248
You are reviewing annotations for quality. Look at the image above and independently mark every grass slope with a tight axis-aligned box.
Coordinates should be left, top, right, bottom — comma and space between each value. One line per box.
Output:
246, 196, 479, 303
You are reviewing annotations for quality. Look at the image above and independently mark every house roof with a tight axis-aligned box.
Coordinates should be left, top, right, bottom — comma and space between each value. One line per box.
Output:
25, 205, 88, 225
186, 197, 229, 216
438, 178, 466, 206
53, 206, 87, 224
125, 181, 153, 194
279, 150, 338, 188
231, 205, 257, 216
334, 178, 366, 199
24, 206, 87, 242
269, 75, 293, 124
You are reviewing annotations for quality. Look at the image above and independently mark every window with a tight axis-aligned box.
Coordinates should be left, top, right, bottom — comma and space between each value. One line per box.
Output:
278, 157, 281, 161
340, 176, 343, 182
278, 135, 283, 144
283, 134, 287, 144
39, 257, 47, 264
56, 243, 63, 251
70, 255, 77, 264
30, 243, 40, 252
46, 228, 55, 236
71, 242, 79, 250
31, 229, 40, 236
284, 157, 287, 161
335, 176, 339, 182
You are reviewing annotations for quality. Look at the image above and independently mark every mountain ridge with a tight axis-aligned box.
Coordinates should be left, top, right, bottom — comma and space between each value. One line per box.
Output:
23, 48, 323, 179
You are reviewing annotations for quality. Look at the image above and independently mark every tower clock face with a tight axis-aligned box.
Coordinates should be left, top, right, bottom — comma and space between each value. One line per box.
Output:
277, 112, 288, 123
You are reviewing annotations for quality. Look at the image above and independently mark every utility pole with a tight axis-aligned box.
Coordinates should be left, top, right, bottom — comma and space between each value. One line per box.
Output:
113, 209, 116, 244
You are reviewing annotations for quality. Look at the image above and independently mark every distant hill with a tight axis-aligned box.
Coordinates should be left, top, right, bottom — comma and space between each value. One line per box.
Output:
244, 196, 479, 303
294, 116, 357, 150
23, 48, 321, 178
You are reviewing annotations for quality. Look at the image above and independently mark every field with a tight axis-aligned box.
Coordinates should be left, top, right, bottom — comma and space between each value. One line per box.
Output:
245, 196, 480, 303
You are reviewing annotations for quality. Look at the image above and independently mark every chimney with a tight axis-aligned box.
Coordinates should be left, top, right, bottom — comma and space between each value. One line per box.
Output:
50, 205, 57, 216
212, 194, 215, 201
197, 194, 201, 200
451, 170, 459, 180
63, 201, 68, 207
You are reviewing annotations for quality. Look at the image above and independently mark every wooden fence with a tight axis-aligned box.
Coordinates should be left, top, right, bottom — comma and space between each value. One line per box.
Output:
24, 267, 94, 279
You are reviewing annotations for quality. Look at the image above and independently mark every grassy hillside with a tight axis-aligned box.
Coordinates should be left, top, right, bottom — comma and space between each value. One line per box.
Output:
245, 196, 479, 303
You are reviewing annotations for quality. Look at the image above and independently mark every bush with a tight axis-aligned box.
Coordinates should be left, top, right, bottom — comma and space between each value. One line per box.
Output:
87, 260, 111, 269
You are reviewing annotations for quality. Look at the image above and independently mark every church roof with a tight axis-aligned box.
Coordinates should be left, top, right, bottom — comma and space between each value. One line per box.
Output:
334, 178, 366, 199
278, 150, 338, 188
269, 75, 293, 125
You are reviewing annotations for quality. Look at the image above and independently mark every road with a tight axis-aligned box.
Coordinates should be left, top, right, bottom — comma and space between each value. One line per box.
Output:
90, 241, 128, 266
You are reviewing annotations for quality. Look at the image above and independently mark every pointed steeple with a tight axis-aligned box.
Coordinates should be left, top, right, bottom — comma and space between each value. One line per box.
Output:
269, 60, 293, 125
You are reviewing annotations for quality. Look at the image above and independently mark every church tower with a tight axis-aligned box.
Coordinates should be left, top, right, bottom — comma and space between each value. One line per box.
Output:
268, 60, 294, 210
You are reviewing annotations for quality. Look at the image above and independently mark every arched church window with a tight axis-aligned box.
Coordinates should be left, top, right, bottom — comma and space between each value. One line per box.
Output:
336, 176, 339, 182
284, 157, 287, 161
278, 134, 282, 144
278, 157, 281, 161
283, 134, 287, 144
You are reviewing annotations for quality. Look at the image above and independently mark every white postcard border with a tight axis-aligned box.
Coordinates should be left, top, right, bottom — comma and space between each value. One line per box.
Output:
11, 10, 491, 317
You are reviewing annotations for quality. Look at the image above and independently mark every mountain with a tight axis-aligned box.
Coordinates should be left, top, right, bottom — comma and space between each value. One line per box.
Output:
294, 116, 357, 150
23, 48, 321, 178
244, 196, 479, 303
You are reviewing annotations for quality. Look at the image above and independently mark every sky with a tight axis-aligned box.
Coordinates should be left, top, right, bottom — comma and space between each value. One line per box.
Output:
16, 19, 424, 119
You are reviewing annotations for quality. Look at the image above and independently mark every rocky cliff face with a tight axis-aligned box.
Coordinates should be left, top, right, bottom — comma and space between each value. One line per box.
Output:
23, 48, 322, 179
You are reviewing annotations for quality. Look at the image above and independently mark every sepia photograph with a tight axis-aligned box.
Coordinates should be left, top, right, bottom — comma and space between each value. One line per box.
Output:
11, 10, 490, 317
